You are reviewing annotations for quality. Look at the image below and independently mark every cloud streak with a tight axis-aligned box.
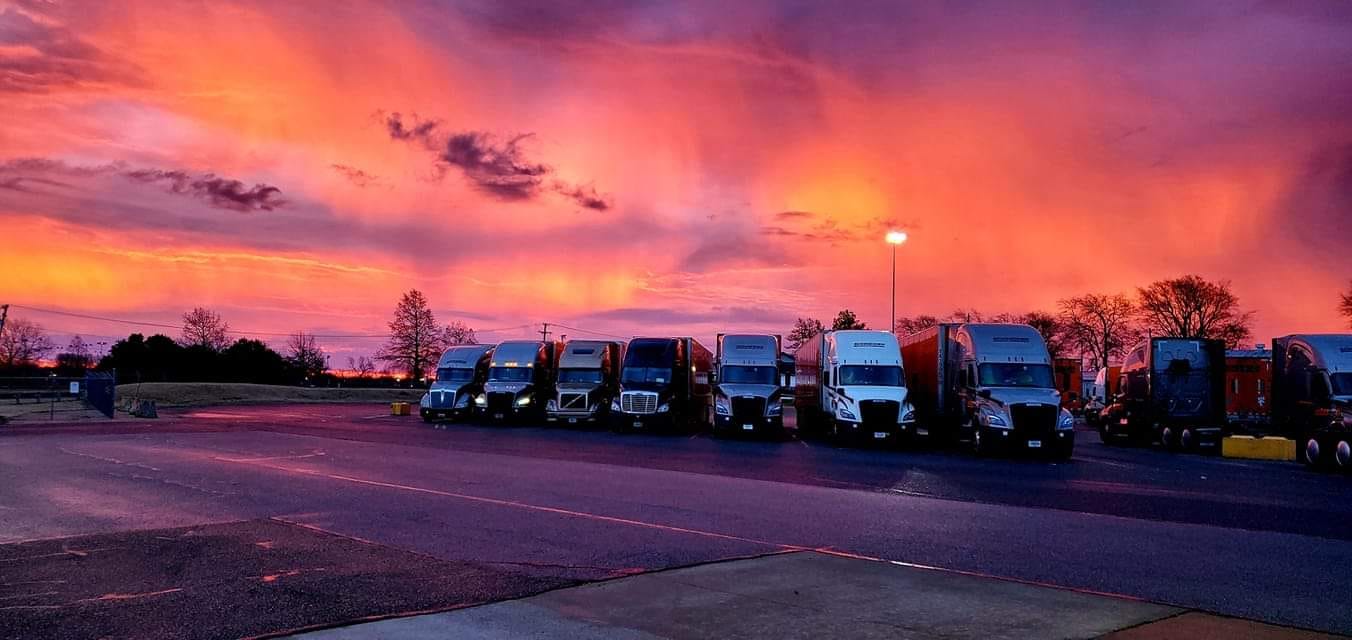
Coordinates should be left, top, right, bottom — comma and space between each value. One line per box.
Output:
0, 159, 286, 212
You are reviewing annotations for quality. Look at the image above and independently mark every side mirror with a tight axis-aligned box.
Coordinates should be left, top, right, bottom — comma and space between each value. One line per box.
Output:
978, 389, 992, 399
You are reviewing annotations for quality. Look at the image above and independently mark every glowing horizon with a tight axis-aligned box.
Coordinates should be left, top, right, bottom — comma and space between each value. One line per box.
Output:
2, 1, 1350, 363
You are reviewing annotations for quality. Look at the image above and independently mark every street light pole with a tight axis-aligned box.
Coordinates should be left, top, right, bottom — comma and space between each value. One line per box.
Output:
885, 231, 908, 333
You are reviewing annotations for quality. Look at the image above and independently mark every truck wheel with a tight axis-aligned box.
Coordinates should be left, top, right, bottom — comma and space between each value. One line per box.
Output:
1179, 428, 1196, 452
1097, 426, 1115, 446
1335, 440, 1351, 472
1303, 437, 1325, 469
973, 429, 989, 457
1161, 426, 1177, 451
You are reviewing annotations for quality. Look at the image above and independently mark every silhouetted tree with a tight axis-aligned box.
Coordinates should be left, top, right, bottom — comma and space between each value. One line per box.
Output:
53, 335, 94, 376
0, 317, 55, 369
831, 309, 867, 331
286, 331, 327, 378
180, 307, 230, 351
1341, 281, 1352, 329
442, 320, 477, 345
377, 289, 443, 380
221, 339, 291, 384
1136, 275, 1253, 348
1021, 311, 1067, 360
786, 317, 825, 351
1058, 293, 1140, 370
347, 355, 376, 379
893, 315, 939, 336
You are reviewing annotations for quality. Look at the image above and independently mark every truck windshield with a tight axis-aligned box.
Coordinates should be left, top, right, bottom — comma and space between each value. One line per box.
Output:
558, 368, 603, 384
435, 367, 474, 383
838, 365, 902, 386
979, 363, 1054, 388
621, 367, 670, 384
720, 365, 776, 385
1332, 372, 1352, 397
488, 367, 532, 383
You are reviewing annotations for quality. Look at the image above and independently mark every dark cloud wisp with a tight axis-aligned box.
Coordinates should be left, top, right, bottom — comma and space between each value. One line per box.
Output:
384, 111, 612, 209
122, 169, 286, 212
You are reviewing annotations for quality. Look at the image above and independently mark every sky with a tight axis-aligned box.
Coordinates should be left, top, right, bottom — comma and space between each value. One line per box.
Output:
1, 0, 1350, 364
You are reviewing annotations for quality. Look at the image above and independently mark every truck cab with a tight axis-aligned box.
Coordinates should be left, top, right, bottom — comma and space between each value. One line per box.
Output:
953, 324, 1074, 458
1272, 334, 1352, 470
613, 337, 713, 433
420, 344, 494, 422
1100, 337, 1226, 450
478, 340, 560, 423
547, 340, 623, 426
796, 330, 916, 445
713, 334, 785, 437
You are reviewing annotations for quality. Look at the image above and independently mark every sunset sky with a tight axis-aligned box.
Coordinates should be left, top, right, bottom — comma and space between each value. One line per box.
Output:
2, 0, 1350, 363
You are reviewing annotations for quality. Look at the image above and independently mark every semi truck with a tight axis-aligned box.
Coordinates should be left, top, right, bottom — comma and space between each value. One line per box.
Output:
613, 337, 713, 433
1083, 365, 1122, 427
713, 333, 784, 437
478, 340, 562, 423
794, 330, 916, 445
420, 344, 494, 423
1225, 346, 1271, 433
900, 323, 1073, 458
1099, 337, 1226, 450
546, 340, 624, 426
1271, 334, 1352, 470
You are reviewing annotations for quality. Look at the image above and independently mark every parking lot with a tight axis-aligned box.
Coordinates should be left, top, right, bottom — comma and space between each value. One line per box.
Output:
2, 404, 1349, 638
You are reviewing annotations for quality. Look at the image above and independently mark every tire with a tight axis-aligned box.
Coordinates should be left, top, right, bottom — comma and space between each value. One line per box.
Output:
1335, 439, 1351, 473
1303, 435, 1326, 470
1160, 426, 1177, 451
973, 428, 990, 457
1098, 426, 1115, 446
1052, 443, 1074, 461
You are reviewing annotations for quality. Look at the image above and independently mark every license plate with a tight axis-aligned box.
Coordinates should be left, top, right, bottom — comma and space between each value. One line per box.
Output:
494, 413, 504, 419
568, 418, 578, 424
1028, 440, 1042, 448
633, 420, 643, 428
917, 428, 929, 436
1119, 418, 1129, 425
874, 431, 888, 439
742, 424, 754, 431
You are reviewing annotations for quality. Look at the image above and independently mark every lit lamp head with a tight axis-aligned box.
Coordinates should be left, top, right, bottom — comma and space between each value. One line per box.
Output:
885, 231, 908, 245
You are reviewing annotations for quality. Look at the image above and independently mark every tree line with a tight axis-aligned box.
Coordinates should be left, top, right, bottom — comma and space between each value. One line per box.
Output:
0, 290, 478, 385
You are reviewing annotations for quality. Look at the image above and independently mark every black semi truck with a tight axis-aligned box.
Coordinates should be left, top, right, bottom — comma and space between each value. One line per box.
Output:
613, 337, 714, 433
1099, 337, 1227, 451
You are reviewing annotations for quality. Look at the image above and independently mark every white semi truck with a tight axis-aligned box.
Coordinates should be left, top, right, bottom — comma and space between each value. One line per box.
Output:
794, 330, 916, 445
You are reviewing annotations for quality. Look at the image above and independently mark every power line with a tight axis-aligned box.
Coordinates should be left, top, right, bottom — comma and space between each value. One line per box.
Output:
550, 322, 629, 340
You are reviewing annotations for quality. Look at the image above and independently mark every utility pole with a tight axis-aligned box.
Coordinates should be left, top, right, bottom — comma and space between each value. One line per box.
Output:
539, 322, 551, 342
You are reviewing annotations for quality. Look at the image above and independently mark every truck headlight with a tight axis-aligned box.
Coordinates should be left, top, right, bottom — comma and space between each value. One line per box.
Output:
611, 399, 621, 412
474, 394, 486, 407
765, 401, 782, 416
657, 403, 670, 413
515, 395, 532, 407
419, 393, 430, 408
901, 406, 915, 423
716, 397, 730, 415
1058, 408, 1075, 430
980, 406, 1010, 428
838, 406, 857, 421
546, 399, 557, 411
455, 393, 470, 408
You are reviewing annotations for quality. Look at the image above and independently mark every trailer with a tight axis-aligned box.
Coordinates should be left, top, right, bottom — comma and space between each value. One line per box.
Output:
1225, 347, 1271, 433
547, 340, 624, 426
614, 337, 713, 433
1271, 334, 1352, 469
901, 323, 1072, 458
1054, 357, 1083, 411
1099, 337, 1227, 451
713, 334, 784, 437
419, 344, 494, 423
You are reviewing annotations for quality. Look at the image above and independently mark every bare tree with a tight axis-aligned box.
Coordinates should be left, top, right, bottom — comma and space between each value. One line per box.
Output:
347, 355, 376, 379
1021, 311, 1067, 360
1136, 275, 1253, 348
893, 315, 939, 336
442, 320, 477, 345
376, 289, 443, 380
1058, 293, 1140, 370
1341, 281, 1352, 329
831, 309, 867, 330
0, 317, 56, 368
287, 331, 327, 378
786, 317, 825, 352
949, 308, 984, 323
180, 307, 230, 351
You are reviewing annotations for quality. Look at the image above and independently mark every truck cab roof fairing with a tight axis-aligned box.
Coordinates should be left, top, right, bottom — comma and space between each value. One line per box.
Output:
490, 340, 545, 367
826, 330, 902, 366
718, 334, 779, 367
559, 340, 620, 369
1280, 334, 1352, 374
437, 344, 494, 369
956, 324, 1051, 365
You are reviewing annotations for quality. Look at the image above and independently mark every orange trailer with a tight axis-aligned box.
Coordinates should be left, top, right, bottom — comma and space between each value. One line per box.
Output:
1054, 357, 1083, 410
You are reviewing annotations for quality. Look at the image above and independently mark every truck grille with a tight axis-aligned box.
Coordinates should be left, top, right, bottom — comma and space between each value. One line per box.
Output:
559, 392, 588, 410
731, 397, 766, 421
621, 392, 658, 414
487, 392, 514, 414
860, 399, 899, 425
1010, 404, 1057, 437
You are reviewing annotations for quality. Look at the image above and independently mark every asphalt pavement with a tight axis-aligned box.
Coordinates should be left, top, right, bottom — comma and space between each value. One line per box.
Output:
1, 404, 1349, 638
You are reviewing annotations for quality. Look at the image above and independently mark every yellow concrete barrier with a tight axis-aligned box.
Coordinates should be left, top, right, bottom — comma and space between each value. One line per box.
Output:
1221, 435, 1295, 461
391, 402, 411, 416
